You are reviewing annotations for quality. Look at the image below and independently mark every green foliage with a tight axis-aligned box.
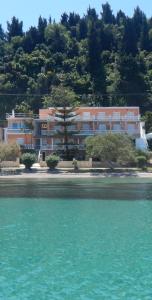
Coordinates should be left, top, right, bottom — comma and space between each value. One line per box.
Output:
85, 133, 136, 166
15, 101, 32, 113
0, 143, 20, 161
43, 85, 79, 107
136, 156, 147, 168
143, 111, 152, 132
21, 153, 36, 169
102, 3, 115, 24
7, 17, 23, 41
0, 4, 152, 116
45, 24, 69, 52
43, 85, 79, 160
87, 20, 106, 102
46, 154, 59, 169
72, 158, 78, 171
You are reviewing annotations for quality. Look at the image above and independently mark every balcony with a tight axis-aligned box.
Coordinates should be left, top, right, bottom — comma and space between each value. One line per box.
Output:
41, 130, 56, 136
76, 129, 140, 136
40, 144, 85, 151
22, 145, 35, 149
6, 128, 33, 134
75, 115, 140, 122
39, 128, 140, 137
39, 115, 140, 122
6, 113, 39, 119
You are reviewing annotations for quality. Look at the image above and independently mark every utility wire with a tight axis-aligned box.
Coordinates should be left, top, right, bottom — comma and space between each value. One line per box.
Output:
0, 92, 151, 97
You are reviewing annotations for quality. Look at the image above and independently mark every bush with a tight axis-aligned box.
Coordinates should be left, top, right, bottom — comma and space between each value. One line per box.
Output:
136, 149, 149, 159
136, 156, 147, 169
46, 155, 59, 169
85, 133, 136, 166
21, 153, 36, 169
0, 143, 20, 161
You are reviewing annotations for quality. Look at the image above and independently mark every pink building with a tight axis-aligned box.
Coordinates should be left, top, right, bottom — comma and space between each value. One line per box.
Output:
4, 107, 147, 158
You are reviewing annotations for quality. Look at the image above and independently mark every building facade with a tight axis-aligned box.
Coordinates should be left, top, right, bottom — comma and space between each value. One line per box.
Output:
4, 107, 148, 158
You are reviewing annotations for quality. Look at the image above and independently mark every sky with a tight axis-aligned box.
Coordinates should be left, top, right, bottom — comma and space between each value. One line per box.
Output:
1, 0, 152, 31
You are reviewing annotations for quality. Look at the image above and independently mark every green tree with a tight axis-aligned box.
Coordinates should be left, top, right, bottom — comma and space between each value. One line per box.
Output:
139, 18, 150, 50
61, 13, 69, 28
87, 7, 98, 22
113, 54, 148, 107
23, 26, 39, 52
133, 7, 145, 40
68, 13, 80, 27
121, 18, 138, 55
54, 106, 78, 160
0, 4, 151, 118
143, 111, 152, 132
37, 16, 47, 43
43, 85, 79, 107
0, 142, 20, 161
15, 101, 32, 113
77, 18, 88, 40
46, 154, 59, 169
43, 85, 79, 159
7, 17, 23, 41
87, 21, 106, 104
85, 133, 136, 166
101, 3, 115, 24
45, 24, 69, 52
21, 153, 36, 169
116, 10, 126, 25
0, 24, 5, 40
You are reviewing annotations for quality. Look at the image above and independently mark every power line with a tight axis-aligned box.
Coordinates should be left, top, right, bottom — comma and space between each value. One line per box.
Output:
0, 92, 151, 97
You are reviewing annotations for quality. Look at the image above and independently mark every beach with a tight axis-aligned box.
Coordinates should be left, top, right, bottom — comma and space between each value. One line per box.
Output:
0, 170, 152, 179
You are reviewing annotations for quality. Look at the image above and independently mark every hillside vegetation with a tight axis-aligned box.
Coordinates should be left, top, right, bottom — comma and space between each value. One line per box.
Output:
0, 3, 152, 118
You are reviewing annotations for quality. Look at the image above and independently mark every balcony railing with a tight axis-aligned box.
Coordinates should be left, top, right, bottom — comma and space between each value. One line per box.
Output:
41, 129, 78, 136
40, 144, 85, 151
40, 115, 140, 122
39, 128, 140, 136
22, 145, 35, 149
77, 129, 140, 136
6, 128, 33, 134
41, 130, 56, 136
75, 116, 140, 122
6, 113, 39, 119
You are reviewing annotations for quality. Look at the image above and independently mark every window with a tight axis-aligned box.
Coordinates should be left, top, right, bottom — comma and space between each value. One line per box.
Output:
98, 124, 106, 131
82, 124, 90, 131
12, 123, 19, 129
126, 112, 134, 120
68, 125, 76, 131
97, 112, 105, 120
42, 138, 47, 145
127, 111, 134, 116
113, 124, 121, 131
127, 124, 135, 132
54, 125, 62, 131
53, 138, 61, 145
83, 112, 90, 120
16, 138, 24, 145
112, 112, 120, 119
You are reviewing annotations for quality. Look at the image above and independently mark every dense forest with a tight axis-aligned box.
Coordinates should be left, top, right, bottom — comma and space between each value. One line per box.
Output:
0, 2, 152, 118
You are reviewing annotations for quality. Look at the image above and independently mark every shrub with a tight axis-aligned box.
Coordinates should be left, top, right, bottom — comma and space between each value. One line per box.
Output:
21, 153, 36, 169
46, 155, 59, 169
85, 133, 136, 166
136, 156, 147, 169
0, 143, 20, 161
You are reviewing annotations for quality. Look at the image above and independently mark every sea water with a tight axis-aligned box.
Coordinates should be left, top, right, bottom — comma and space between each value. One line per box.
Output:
0, 178, 152, 299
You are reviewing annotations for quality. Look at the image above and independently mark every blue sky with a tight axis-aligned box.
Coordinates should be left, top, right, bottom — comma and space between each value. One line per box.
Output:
1, 0, 151, 30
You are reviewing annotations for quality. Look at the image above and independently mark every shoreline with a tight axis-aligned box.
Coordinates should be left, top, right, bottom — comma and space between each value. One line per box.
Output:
0, 171, 152, 179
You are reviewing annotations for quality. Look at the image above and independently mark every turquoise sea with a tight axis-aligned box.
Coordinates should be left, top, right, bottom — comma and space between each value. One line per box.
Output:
0, 178, 152, 299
